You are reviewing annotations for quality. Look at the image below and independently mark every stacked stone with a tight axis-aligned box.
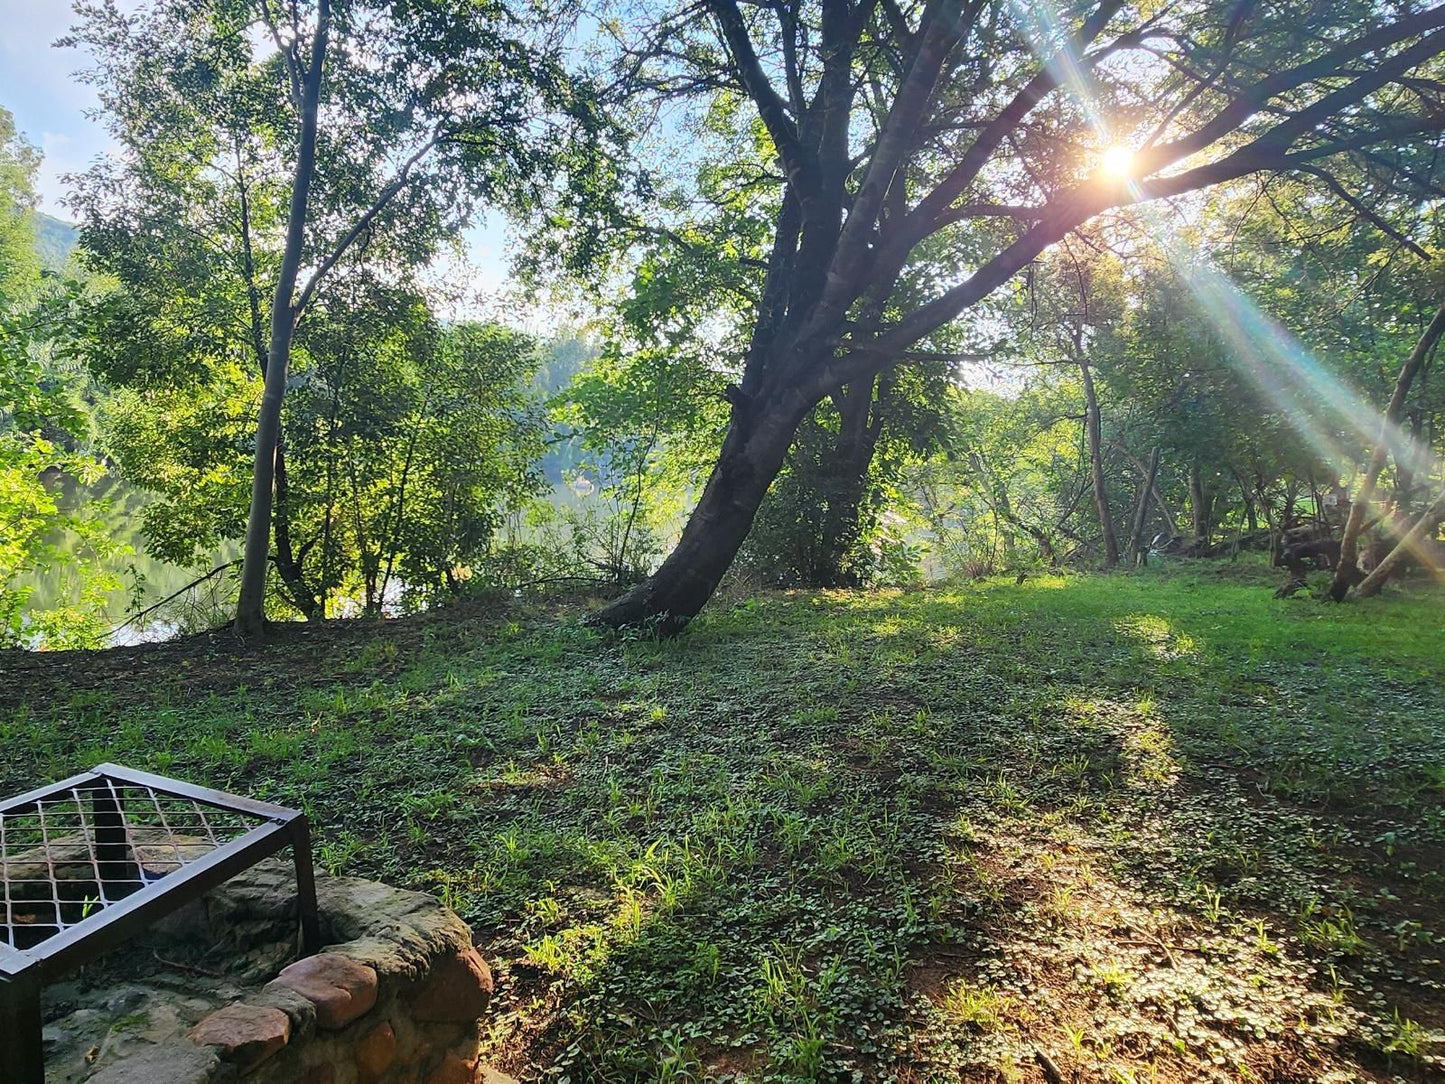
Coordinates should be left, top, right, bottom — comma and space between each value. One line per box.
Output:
81, 871, 506, 1084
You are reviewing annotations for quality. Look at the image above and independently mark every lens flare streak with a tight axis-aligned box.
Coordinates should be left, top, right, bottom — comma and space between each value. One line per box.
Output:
1001, 0, 1442, 503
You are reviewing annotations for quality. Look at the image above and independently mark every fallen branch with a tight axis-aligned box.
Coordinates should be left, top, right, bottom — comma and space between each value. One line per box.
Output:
111, 560, 244, 635
1354, 489, 1445, 597
1034, 1049, 1068, 1084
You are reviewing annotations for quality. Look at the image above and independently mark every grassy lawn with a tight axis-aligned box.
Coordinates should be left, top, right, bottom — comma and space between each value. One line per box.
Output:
3, 561, 1443, 1081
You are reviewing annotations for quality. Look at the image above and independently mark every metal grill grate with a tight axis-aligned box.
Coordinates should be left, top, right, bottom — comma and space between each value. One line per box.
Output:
0, 764, 319, 1084
2, 780, 258, 950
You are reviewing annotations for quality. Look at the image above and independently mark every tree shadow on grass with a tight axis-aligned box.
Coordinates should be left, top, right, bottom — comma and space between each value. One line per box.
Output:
470, 583, 1444, 1080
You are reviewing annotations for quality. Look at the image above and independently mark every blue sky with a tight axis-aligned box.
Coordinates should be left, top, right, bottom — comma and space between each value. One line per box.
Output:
0, 0, 110, 217
0, 0, 510, 293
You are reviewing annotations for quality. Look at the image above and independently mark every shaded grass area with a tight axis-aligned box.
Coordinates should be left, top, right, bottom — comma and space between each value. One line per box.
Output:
2, 561, 1443, 1081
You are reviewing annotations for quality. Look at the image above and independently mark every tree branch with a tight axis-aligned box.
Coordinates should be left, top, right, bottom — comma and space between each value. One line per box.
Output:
705, 0, 813, 188
1291, 164, 1431, 260
293, 134, 441, 317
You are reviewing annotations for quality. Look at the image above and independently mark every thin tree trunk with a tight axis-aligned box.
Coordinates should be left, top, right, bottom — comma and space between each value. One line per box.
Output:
1127, 447, 1161, 568
1079, 358, 1118, 567
317, 347, 349, 617
1355, 489, 1445, 597
377, 381, 433, 613
272, 443, 320, 618
1231, 467, 1257, 534
1188, 463, 1212, 548
1255, 479, 1276, 537
1117, 443, 1177, 536
346, 436, 377, 612
1393, 410, 1422, 506
235, 3, 329, 637
1331, 298, 1445, 601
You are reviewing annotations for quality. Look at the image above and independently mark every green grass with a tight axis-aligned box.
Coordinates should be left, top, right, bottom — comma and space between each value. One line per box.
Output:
3, 561, 1443, 1081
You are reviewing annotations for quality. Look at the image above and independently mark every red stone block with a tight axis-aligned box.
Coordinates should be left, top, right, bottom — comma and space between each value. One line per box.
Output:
412, 948, 494, 1023
186, 1002, 290, 1071
426, 1052, 480, 1084
356, 1019, 397, 1081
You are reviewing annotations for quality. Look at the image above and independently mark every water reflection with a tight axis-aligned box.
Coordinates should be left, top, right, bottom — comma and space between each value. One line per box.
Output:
17, 474, 236, 646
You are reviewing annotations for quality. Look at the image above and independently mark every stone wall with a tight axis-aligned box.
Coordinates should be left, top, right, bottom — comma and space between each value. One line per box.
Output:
41, 863, 508, 1084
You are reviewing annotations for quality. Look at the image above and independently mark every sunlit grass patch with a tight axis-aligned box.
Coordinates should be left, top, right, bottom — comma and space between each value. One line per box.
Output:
1113, 612, 1200, 661
939, 978, 1014, 1032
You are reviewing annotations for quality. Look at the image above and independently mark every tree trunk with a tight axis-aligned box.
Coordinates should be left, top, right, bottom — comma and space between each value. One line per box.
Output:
272, 442, 321, 619
589, 392, 809, 631
1231, 467, 1258, 534
1079, 358, 1118, 568
1393, 410, 1423, 507
1331, 298, 1445, 601
1117, 443, 1177, 537
1188, 463, 1212, 548
809, 376, 886, 586
1127, 447, 1161, 568
1354, 489, 1445, 597
235, 7, 329, 637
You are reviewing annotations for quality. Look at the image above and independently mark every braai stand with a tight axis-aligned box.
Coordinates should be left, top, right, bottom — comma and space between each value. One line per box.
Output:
1, 763, 320, 1082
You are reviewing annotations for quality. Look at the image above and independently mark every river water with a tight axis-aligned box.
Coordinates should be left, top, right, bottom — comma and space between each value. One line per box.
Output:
18, 476, 236, 646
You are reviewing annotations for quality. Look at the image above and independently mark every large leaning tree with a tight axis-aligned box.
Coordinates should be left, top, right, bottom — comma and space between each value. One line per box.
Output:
67, 0, 618, 636
588, 0, 1445, 629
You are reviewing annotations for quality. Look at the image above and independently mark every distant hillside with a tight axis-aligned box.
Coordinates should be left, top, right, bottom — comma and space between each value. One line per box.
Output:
33, 212, 78, 270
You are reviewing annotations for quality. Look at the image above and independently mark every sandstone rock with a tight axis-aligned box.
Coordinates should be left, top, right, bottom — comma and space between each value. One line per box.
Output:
254, 981, 319, 1041
105, 987, 148, 1014
411, 948, 493, 1023
152, 858, 303, 981
91, 988, 221, 1070
86, 1041, 219, 1084
272, 953, 378, 1029
426, 1051, 480, 1084
317, 877, 474, 987
187, 1002, 290, 1071
355, 1019, 398, 1080
417, 1020, 467, 1048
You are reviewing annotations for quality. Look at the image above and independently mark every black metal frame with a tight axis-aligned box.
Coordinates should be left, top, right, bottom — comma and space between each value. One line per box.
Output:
0, 764, 319, 1083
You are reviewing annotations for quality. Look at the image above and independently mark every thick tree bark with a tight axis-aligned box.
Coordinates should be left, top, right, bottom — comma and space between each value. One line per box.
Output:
588, 390, 811, 631
1126, 446, 1161, 567
1354, 489, 1445, 597
807, 376, 887, 585
1331, 298, 1445, 601
1079, 359, 1119, 567
235, 4, 329, 637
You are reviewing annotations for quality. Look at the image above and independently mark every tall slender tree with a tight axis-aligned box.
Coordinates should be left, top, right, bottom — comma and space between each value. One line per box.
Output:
68, 0, 616, 635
